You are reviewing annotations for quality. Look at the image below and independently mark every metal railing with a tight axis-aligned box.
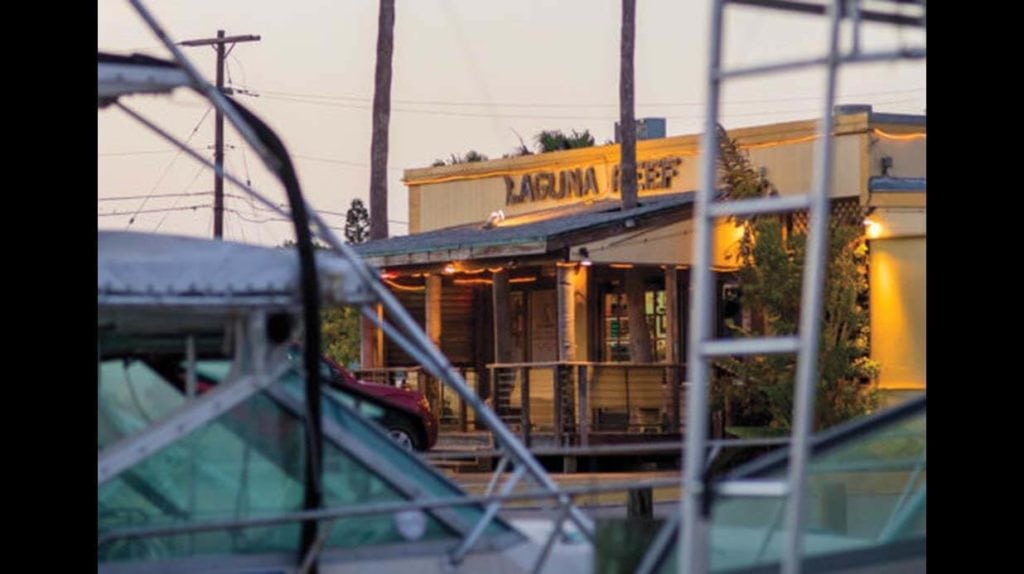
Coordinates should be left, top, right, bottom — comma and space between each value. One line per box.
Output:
356, 365, 479, 431
487, 361, 686, 447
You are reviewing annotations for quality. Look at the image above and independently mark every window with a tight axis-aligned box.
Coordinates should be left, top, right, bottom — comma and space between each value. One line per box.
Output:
602, 290, 667, 362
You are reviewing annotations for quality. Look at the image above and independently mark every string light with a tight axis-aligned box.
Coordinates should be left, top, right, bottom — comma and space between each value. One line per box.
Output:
872, 128, 926, 141
740, 134, 819, 150
383, 278, 425, 292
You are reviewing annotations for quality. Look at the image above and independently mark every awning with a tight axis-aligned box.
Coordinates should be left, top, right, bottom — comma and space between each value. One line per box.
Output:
355, 191, 695, 267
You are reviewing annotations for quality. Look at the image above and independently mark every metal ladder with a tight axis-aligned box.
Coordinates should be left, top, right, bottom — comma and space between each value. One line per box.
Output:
678, 2, 925, 573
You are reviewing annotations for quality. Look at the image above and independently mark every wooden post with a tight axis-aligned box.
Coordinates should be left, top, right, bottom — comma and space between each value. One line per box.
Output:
664, 267, 680, 364
626, 268, 652, 363
628, 487, 653, 519
520, 367, 532, 447
557, 265, 576, 361
664, 267, 681, 434
553, 365, 563, 445
425, 274, 443, 414
577, 364, 590, 447
360, 305, 380, 369
492, 269, 513, 364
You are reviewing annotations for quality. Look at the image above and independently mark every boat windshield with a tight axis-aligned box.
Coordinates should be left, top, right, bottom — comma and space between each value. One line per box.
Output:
647, 398, 925, 573
98, 358, 516, 564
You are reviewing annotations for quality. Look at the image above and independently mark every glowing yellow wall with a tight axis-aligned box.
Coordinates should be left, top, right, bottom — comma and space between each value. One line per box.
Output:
869, 238, 926, 390
576, 218, 743, 269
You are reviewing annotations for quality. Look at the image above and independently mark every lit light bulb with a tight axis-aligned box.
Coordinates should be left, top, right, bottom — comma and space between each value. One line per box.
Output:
863, 218, 882, 239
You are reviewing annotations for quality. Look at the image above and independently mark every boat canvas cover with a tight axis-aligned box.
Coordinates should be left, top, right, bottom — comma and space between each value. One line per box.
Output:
98, 231, 375, 309
98, 52, 191, 106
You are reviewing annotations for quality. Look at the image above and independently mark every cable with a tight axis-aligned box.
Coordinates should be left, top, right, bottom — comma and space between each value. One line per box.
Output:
154, 162, 208, 232
124, 107, 212, 230
99, 204, 209, 217
99, 149, 176, 157
99, 191, 212, 202
257, 93, 922, 122
291, 154, 403, 172
250, 86, 925, 109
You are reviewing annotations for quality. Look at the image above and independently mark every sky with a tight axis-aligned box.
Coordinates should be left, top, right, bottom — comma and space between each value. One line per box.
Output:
97, 0, 925, 246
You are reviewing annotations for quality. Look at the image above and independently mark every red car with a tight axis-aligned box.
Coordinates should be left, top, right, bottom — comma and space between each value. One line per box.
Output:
318, 355, 438, 452
188, 350, 439, 452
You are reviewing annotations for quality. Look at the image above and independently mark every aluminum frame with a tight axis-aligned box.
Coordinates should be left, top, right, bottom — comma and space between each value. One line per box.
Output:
678, 1, 925, 573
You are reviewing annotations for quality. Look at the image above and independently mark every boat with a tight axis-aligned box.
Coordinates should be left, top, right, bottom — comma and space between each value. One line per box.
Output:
98, 3, 595, 571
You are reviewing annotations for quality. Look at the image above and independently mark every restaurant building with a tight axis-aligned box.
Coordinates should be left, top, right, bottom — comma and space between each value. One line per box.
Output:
354, 106, 925, 446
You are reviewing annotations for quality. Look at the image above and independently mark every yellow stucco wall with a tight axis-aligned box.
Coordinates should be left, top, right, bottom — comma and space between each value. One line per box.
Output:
869, 238, 926, 390
576, 218, 743, 269
404, 117, 877, 234
869, 129, 926, 180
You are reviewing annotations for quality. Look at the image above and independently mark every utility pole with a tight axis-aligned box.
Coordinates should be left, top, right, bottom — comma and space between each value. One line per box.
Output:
180, 30, 260, 239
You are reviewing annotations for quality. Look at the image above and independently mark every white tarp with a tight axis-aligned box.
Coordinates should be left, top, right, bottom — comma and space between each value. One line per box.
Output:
98, 231, 375, 307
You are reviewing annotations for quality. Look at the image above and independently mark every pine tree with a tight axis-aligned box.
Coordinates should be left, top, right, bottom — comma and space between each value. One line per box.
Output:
344, 198, 370, 245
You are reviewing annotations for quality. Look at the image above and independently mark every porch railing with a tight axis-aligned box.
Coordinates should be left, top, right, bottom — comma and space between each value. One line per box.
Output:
354, 366, 479, 431
486, 362, 686, 447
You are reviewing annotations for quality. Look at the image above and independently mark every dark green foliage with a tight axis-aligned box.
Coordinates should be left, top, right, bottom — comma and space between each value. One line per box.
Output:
321, 305, 362, 369
713, 125, 878, 432
280, 240, 362, 368
535, 129, 595, 152
433, 150, 489, 166
344, 198, 370, 245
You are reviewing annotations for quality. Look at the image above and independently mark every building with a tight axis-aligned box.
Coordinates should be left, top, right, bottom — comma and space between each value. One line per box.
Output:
354, 106, 925, 445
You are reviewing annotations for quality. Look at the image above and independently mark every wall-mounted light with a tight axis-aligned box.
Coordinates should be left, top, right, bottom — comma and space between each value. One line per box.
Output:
443, 263, 456, 275
481, 209, 506, 229
863, 217, 882, 239
578, 247, 592, 267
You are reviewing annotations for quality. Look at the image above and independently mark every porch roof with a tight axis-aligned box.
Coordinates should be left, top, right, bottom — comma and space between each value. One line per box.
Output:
355, 191, 696, 267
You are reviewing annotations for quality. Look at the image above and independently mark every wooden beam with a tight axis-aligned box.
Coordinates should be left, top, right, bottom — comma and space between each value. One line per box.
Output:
360, 306, 379, 369
664, 267, 680, 364
424, 274, 443, 413
626, 268, 652, 363
557, 265, 576, 361
492, 269, 513, 364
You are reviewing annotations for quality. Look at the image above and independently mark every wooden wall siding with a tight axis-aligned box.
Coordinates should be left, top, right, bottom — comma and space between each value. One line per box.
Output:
440, 283, 476, 365
384, 290, 425, 366
590, 366, 669, 430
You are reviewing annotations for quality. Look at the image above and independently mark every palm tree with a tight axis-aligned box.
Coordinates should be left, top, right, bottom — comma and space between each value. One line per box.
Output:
369, 0, 395, 241
619, 0, 650, 363
619, 0, 638, 211
535, 129, 595, 152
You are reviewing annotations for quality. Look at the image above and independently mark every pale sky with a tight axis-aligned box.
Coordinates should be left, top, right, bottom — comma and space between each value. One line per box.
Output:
98, 0, 925, 246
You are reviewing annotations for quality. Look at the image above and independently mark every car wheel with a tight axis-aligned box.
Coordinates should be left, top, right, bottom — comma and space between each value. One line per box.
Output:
384, 417, 420, 451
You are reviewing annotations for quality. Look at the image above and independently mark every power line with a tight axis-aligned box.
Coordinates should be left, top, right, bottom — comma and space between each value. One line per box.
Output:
100, 204, 209, 217
98, 190, 212, 201
291, 154, 403, 171
155, 163, 209, 232
250, 86, 924, 109
256, 93, 922, 121
99, 149, 176, 157
124, 107, 213, 230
